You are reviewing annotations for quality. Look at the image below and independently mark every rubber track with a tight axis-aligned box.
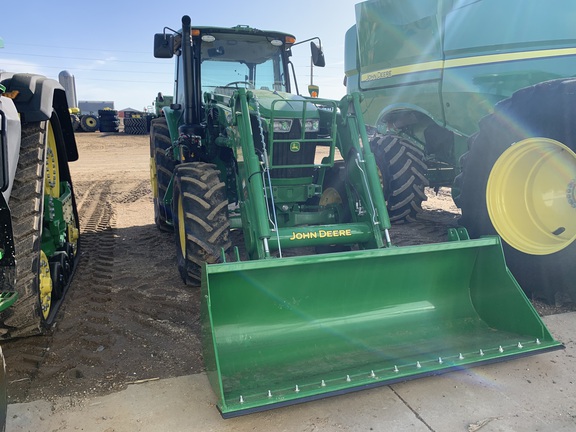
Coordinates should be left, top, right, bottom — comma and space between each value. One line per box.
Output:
2, 122, 49, 338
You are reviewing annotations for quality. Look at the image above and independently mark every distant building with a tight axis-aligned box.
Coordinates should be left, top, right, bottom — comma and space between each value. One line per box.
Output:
78, 100, 115, 115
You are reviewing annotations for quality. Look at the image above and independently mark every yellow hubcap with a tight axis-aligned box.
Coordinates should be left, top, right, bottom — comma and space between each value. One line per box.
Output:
320, 188, 343, 206
486, 138, 576, 255
39, 251, 52, 320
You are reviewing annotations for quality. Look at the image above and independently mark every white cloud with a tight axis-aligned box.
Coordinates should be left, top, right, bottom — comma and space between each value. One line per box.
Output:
1, 58, 44, 75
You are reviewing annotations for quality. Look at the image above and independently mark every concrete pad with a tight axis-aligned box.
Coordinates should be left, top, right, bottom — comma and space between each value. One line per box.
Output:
392, 312, 576, 431
6, 313, 575, 432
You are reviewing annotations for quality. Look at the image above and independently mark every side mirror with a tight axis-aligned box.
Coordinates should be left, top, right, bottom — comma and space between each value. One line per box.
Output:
154, 33, 174, 58
308, 84, 319, 98
310, 41, 325, 67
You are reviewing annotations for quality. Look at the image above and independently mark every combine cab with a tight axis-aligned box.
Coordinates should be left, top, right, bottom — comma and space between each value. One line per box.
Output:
151, 17, 563, 417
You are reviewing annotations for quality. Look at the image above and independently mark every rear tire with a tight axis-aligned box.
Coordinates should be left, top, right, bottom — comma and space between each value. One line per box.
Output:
172, 163, 231, 285
458, 78, 576, 304
370, 133, 428, 223
150, 117, 175, 231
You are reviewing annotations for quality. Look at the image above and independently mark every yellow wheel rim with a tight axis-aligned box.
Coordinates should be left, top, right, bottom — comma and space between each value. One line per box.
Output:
150, 158, 158, 199
319, 187, 343, 206
178, 195, 186, 259
487, 138, 576, 255
40, 121, 60, 320
45, 122, 60, 198
39, 251, 52, 320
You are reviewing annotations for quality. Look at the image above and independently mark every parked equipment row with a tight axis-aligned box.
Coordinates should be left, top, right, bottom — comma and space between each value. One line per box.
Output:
71, 110, 154, 134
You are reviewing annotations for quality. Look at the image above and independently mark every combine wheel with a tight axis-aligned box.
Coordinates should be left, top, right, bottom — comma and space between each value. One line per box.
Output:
150, 117, 175, 231
80, 114, 98, 132
457, 78, 576, 304
1, 112, 80, 338
172, 162, 231, 285
370, 133, 428, 222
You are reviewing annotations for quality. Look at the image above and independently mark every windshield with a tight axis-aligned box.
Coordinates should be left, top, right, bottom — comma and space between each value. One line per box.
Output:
200, 32, 287, 93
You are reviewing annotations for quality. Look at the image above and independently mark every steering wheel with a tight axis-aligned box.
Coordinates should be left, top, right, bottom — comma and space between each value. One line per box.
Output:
224, 81, 255, 89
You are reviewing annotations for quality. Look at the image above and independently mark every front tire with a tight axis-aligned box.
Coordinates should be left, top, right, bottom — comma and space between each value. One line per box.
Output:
172, 163, 231, 285
457, 78, 576, 304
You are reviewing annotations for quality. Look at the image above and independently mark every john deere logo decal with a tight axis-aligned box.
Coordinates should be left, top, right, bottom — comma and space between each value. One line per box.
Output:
290, 142, 301, 152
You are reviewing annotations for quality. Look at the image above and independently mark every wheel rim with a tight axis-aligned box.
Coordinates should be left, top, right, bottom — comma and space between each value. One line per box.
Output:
40, 121, 60, 320
177, 195, 186, 259
68, 221, 79, 255
319, 187, 343, 206
45, 122, 60, 198
486, 137, 576, 255
39, 251, 52, 320
150, 158, 158, 199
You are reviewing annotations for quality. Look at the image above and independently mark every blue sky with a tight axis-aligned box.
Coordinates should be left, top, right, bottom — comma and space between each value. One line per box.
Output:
1, 0, 361, 111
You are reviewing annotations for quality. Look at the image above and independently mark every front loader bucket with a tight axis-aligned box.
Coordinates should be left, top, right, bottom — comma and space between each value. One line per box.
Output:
201, 237, 563, 418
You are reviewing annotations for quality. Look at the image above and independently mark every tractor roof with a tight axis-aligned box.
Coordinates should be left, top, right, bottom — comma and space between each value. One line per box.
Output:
189, 25, 296, 46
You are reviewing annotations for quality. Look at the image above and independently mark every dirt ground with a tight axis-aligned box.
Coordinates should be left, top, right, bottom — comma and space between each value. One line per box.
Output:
1, 131, 574, 407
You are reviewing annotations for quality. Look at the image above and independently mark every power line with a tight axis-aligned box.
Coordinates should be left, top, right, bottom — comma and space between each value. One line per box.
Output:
2, 51, 343, 70
6, 42, 149, 55
3, 51, 159, 64
1, 62, 172, 75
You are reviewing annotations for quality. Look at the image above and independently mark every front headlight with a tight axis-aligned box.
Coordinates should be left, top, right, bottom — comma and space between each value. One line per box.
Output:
273, 119, 293, 133
304, 119, 320, 132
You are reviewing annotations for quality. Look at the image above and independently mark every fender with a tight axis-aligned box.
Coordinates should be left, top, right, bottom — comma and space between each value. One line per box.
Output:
374, 102, 441, 131
1, 73, 78, 162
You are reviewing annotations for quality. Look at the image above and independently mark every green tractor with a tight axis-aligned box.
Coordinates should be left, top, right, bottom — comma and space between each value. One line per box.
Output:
151, 16, 562, 418
345, 0, 576, 304
1, 33, 80, 340
152, 92, 173, 117
0, 75, 80, 339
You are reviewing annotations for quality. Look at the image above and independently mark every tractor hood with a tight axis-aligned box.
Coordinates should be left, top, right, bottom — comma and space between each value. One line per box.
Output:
247, 89, 320, 122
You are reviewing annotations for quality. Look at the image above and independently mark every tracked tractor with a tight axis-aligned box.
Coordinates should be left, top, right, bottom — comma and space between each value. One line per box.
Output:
345, 0, 576, 304
151, 16, 563, 418
0, 40, 80, 338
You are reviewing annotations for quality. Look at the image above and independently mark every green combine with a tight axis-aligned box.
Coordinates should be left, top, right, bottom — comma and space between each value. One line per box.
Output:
345, 0, 576, 304
151, 16, 563, 418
